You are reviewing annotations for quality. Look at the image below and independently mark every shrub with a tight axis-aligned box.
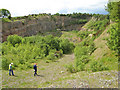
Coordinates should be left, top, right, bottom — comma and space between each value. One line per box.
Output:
2, 34, 74, 70
13, 59, 19, 67
2, 18, 11, 22
77, 31, 89, 39
80, 55, 90, 64
7, 35, 23, 46
74, 39, 96, 72
66, 64, 76, 73
88, 43, 96, 55
2, 57, 11, 70
107, 23, 119, 53
60, 39, 74, 54
25, 62, 32, 69
44, 35, 60, 50
74, 44, 90, 72
76, 62, 85, 71
90, 61, 109, 72
75, 55, 89, 71
55, 49, 63, 58
47, 49, 57, 60
47, 54, 56, 60
74, 46, 89, 59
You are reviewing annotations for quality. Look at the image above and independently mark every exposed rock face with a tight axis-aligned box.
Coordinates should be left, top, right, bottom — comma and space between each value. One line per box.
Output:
1, 16, 91, 41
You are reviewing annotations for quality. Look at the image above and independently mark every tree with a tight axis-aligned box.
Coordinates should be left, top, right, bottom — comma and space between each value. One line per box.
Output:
106, 1, 120, 55
106, 1, 120, 22
0, 9, 11, 19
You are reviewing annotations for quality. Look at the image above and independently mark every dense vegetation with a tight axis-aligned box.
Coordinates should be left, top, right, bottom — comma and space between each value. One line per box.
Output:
106, 1, 120, 55
66, 1, 119, 72
106, 1, 120, 22
107, 23, 119, 53
84, 16, 109, 31
2, 35, 74, 70
1, 12, 93, 23
66, 37, 110, 73
0, 9, 11, 19
80, 15, 109, 39
70, 19, 88, 25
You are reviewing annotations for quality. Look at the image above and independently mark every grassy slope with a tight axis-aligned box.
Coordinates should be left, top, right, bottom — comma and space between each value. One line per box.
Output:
2, 20, 118, 88
91, 25, 118, 70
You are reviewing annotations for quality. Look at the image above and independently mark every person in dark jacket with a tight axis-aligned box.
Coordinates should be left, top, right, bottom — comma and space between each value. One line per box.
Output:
33, 63, 37, 76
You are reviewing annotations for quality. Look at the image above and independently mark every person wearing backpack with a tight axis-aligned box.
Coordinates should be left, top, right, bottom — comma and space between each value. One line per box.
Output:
9, 63, 15, 76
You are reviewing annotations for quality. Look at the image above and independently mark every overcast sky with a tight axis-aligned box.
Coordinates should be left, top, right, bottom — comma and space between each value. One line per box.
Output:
0, 0, 109, 17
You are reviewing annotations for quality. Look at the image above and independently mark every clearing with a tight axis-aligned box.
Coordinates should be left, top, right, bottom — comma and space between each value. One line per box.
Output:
2, 53, 118, 88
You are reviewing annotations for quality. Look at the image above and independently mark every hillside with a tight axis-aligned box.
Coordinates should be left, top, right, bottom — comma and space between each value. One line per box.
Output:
1, 1, 120, 89
92, 25, 118, 70
1, 15, 118, 88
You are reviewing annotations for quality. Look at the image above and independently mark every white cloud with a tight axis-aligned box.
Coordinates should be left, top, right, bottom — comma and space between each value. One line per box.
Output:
0, 0, 108, 16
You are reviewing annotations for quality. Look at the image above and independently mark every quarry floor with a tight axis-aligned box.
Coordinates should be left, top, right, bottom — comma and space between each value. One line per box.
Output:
2, 53, 118, 88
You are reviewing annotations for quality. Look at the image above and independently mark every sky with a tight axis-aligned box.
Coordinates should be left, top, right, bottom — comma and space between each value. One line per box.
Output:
0, 0, 109, 17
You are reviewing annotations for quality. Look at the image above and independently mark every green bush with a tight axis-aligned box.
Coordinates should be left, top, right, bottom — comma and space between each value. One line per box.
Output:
75, 55, 89, 71
25, 62, 32, 69
47, 49, 57, 60
75, 46, 89, 59
88, 43, 96, 55
77, 31, 89, 39
55, 49, 63, 58
74, 45, 89, 72
7, 35, 23, 46
83, 16, 109, 39
74, 39, 96, 72
47, 49, 63, 60
2, 34, 74, 70
12, 59, 19, 67
2, 18, 11, 22
70, 19, 88, 25
44, 35, 60, 50
66, 64, 76, 73
47, 54, 56, 60
80, 55, 90, 64
90, 61, 109, 72
60, 39, 74, 54
76, 62, 85, 71
107, 23, 119, 53
2, 57, 11, 70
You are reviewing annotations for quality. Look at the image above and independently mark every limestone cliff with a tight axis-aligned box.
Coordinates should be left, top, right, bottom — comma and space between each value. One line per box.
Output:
2, 15, 91, 41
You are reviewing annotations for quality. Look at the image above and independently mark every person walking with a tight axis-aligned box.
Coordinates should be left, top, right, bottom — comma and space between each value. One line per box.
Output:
33, 63, 37, 76
9, 63, 15, 76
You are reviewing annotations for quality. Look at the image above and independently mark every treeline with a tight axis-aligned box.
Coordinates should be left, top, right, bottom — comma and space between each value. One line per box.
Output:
2, 35, 74, 70
70, 19, 88, 25
106, 1, 120, 55
1, 8, 108, 23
